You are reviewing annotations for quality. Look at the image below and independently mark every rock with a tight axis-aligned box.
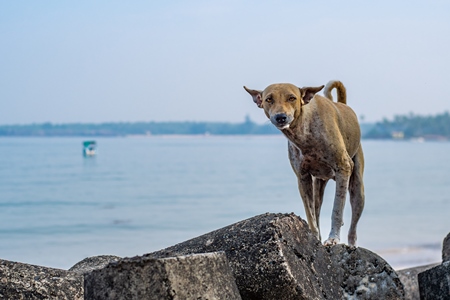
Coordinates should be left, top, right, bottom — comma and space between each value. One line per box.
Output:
396, 263, 439, 300
330, 246, 405, 299
69, 255, 121, 274
418, 260, 450, 299
84, 251, 241, 300
0, 259, 83, 300
147, 212, 404, 300
443, 232, 450, 262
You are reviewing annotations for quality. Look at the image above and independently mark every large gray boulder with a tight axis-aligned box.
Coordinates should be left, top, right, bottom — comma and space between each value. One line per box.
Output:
84, 252, 241, 300
0, 259, 83, 300
418, 260, 450, 299
147, 212, 404, 300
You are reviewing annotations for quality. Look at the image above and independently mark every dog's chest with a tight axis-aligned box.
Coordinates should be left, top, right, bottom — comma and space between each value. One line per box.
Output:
301, 155, 336, 180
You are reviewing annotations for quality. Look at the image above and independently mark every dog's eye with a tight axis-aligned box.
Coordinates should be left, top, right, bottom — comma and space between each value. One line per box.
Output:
265, 97, 273, 104
288, 96, 296, 102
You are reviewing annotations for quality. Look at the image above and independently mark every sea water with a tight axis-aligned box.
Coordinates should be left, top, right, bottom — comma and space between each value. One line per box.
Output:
0, 136, 449, 269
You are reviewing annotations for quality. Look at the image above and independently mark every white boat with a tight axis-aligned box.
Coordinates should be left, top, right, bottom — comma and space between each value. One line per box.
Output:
83, 141, 97, 156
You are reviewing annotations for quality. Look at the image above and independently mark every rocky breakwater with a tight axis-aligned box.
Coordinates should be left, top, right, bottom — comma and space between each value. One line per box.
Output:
138, 213, 403, 299
2, 213, 407, 299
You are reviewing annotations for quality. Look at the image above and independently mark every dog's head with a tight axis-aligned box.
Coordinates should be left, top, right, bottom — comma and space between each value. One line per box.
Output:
244, 83, 324, 129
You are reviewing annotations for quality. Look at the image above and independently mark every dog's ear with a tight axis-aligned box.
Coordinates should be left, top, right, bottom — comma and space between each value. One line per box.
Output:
243, 86, 263, 108
299, 85, 325, 104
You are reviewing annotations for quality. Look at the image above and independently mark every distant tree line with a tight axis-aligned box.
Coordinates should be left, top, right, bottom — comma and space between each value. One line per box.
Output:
365, 111, 450, 140
1, 112, 449, 139
0, 117, 279, 137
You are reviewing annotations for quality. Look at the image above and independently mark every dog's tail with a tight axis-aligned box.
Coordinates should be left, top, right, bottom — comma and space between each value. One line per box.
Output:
324, 80, 347, 104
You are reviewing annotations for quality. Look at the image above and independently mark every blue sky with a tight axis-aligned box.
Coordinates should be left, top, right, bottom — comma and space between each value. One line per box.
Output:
1, 1, 449, 124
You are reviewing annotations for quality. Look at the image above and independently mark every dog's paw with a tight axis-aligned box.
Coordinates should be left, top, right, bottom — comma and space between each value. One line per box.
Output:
323, 237, 340, 246
348, 234, 357, 247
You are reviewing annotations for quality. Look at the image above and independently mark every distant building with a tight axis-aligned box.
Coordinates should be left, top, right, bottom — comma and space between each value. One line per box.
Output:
391, 131, 404, 139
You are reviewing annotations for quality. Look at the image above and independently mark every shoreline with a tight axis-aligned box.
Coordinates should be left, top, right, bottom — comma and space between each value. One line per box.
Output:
375, 244, 442, 270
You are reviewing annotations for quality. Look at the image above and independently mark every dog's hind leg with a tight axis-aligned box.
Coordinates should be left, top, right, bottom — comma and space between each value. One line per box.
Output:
313, 177, 328, 241
348, 146, 365, 246
324, 157, 353, 246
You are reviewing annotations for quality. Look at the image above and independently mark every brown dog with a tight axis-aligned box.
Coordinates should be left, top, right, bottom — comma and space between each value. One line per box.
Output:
244, 81, 365, 246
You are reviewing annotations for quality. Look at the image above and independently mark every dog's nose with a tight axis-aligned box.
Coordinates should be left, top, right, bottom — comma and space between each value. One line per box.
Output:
275, 113, 287, 125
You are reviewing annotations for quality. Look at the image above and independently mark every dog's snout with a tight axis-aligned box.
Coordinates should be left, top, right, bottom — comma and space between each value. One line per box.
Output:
270, 113, 292, 129
275, 114, 287, 124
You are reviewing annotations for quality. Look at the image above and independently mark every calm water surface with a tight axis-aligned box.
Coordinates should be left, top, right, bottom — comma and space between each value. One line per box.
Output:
0, 136, 449, 269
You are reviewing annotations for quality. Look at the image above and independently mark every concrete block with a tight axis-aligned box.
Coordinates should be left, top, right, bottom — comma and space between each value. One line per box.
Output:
84, 251, 241, 300
0, 259, 83, 300
69, 255, 121, 275
418, 261, 450, 300
443, 232, 450, 262
395, 263, 438, 300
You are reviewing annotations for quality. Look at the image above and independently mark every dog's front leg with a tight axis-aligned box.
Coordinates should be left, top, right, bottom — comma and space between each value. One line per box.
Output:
298, 173, 320, 240
324, 171, 350, 246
